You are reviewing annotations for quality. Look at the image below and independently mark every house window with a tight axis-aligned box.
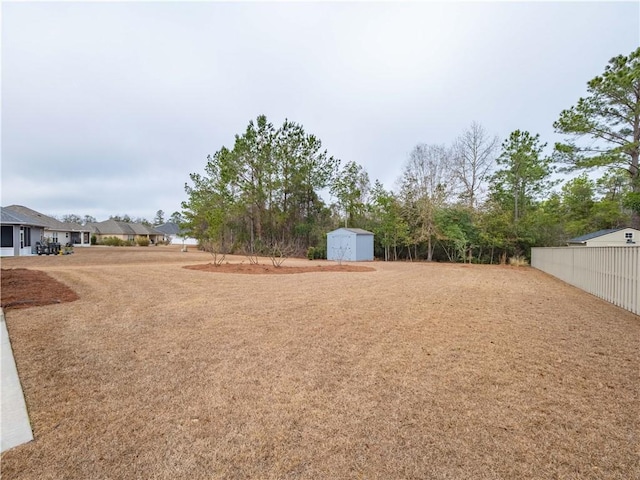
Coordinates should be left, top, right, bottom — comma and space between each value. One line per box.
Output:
52, 232, 58, 242
625, 232, 633, 239
1, 226, 13, 248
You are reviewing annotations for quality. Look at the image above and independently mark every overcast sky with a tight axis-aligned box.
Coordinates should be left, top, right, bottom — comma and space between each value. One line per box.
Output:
2, 1, 639, 222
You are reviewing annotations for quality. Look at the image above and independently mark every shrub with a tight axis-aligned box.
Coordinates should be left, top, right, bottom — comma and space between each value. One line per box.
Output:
90, 234, 97, 245
269, 241, 291, 268
508, 255, 529, 267
101, 236, 128, 247
136, 236, 150, 247
305, 245, 326, 260
311, 245, 326, 260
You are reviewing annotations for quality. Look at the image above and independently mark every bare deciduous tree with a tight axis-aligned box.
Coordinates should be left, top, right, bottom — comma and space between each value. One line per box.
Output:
452, 122, 499, 209
400, 144, 455, 261
269, 241, 293, 267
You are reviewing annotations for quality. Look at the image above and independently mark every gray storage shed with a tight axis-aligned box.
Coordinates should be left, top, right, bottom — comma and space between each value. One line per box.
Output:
327, 228, 374, 262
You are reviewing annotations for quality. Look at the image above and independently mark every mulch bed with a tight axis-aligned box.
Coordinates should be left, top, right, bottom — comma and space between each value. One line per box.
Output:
0, 263, 370, 311
184, 262, 375, 274
1, 268, 79, 310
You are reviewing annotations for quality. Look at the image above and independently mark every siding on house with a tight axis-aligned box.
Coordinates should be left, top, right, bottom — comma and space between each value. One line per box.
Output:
88, 219, 165, 244
0, 208, 47, 256
4, 205, 90, 246
155, 222, 198, 245
568, 228, 639, 246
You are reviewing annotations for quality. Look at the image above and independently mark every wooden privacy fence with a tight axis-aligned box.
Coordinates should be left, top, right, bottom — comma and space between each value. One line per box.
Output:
531, 246, 640, 315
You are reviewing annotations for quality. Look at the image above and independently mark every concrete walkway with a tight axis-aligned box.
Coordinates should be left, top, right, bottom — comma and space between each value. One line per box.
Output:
1, 308, 33, 452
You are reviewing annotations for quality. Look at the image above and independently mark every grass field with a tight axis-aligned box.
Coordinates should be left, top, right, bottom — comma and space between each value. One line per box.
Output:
1, 247, 638, 479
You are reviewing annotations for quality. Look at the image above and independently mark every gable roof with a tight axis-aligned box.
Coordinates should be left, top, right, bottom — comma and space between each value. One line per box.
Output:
88, 219, 163, 236
1, 207, 48, 227
4, 205, 87, 232
155, 222, 186, 236
568, 228, 630, 243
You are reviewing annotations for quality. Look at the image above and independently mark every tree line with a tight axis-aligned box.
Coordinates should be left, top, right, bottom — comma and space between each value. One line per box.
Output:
181, 47, 639, 262
59, 210, 183, 227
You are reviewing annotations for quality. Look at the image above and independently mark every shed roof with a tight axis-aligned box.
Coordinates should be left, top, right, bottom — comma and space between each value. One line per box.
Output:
567, 228, 629, 244
329, 227, 374, 235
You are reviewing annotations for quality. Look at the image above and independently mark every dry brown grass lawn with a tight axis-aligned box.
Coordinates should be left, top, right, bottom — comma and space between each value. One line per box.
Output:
1, 246, 638, 479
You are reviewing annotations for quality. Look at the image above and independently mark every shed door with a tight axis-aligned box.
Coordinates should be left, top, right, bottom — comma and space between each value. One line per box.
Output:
331, 234, 351, 261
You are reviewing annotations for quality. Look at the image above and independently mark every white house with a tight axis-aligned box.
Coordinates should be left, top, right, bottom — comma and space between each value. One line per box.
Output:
4, 205, 91, 247
154, 222, 198, 246
326, 228, 374, 262
1, 208, 46, 256
567, 227, 639, 246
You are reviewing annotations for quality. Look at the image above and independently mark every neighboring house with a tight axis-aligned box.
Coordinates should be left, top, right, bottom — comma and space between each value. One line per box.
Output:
567, 227, 639, 246
88, 219, 164, 244
154, 222, 198, 246
1, 207, 47, 256
327, 228, 374, 262
5, 205, 91, 247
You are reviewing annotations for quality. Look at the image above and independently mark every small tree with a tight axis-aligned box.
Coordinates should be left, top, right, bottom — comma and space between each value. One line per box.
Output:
330, 161, 370, 228
268, 241, 292, 267
436, 207, 477, 263
183, 146, 238, 265
154, 210, 165, 226
332, 244, 350, 266
491, 130, 554, 224
400, 143, 454, 261
369, 180, 408, 261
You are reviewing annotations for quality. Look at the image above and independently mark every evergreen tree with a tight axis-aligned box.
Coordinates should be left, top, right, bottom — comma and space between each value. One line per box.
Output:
554, 47, 640, 228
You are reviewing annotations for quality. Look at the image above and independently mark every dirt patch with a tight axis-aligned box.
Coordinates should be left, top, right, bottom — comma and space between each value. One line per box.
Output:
184, 262, 375, 274
1, 268, 79, 310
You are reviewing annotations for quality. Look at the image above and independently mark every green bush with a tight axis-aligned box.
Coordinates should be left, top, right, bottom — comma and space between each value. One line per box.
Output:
101, 236, 128, 247
90, 234, 97, 245
136, 236, 150, 247
307, 245, 326, 260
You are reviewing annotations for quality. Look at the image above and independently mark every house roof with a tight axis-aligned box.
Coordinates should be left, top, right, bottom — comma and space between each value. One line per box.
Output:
1, 207, 48, 227
155, 222, 189, 236
330, 227, 374, 235
155, 222, 179, 235
4, 205, 88, 232
567, 228, 629, 244
88, 219, 164, 236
